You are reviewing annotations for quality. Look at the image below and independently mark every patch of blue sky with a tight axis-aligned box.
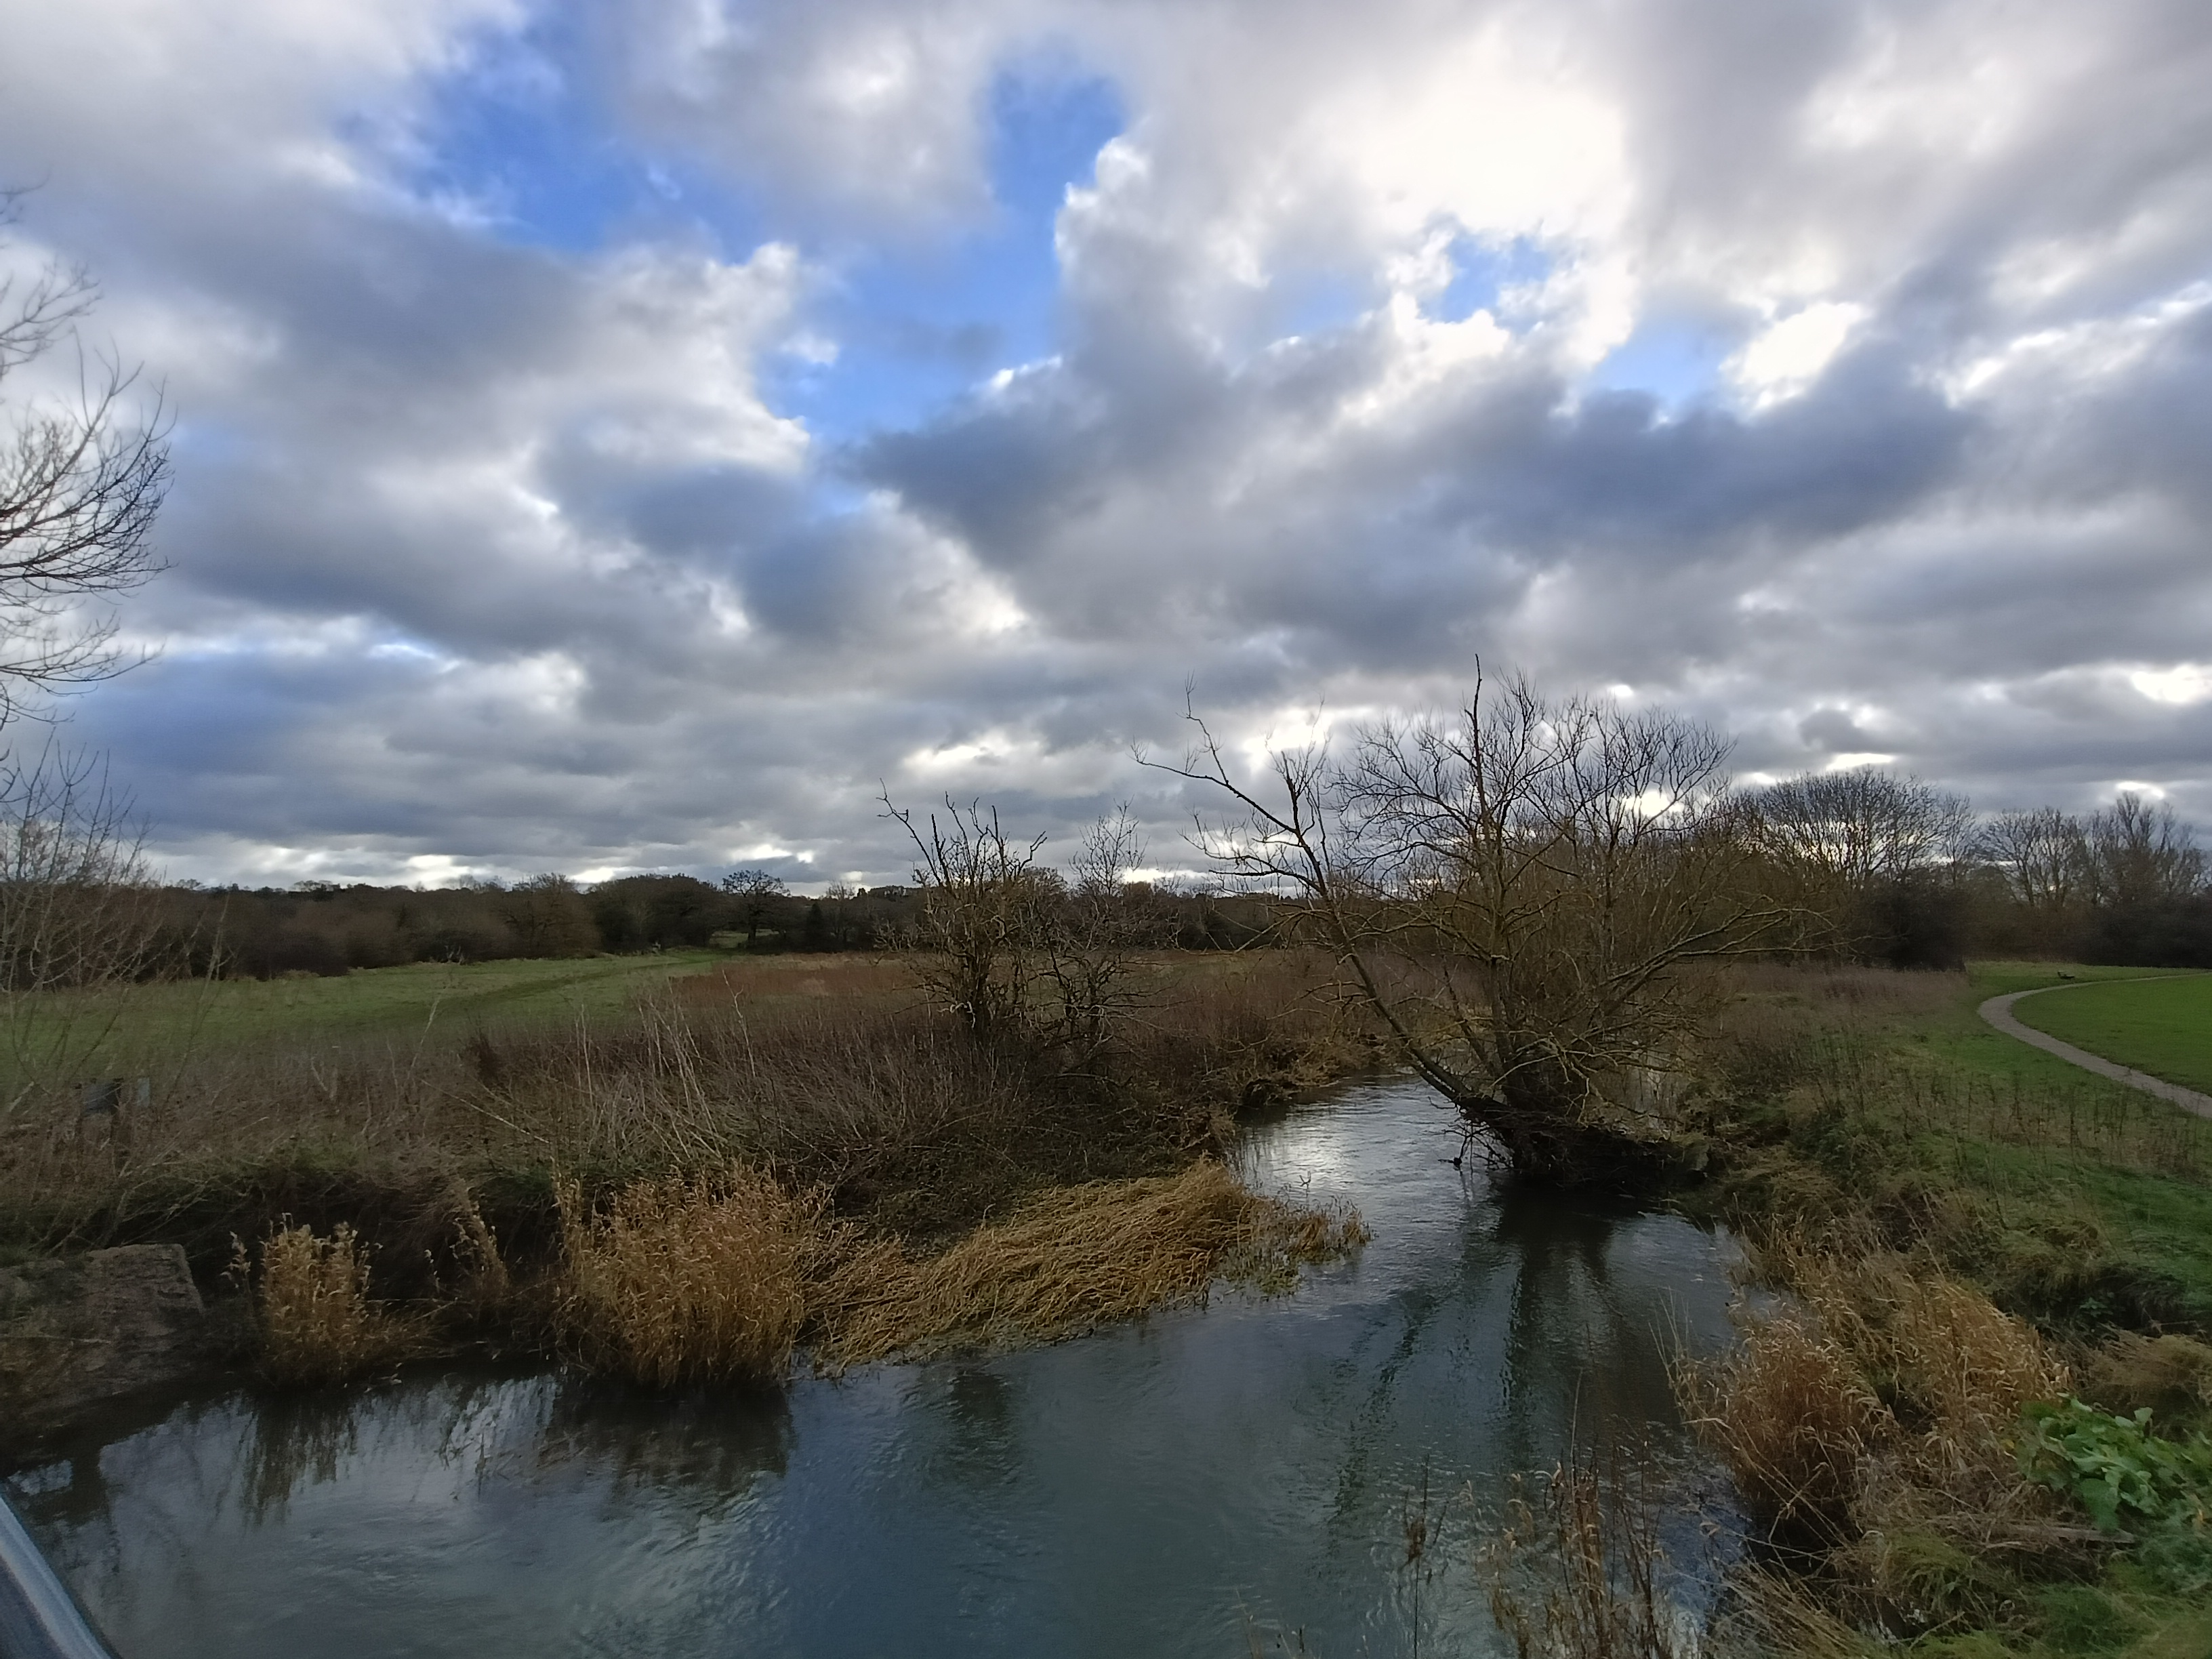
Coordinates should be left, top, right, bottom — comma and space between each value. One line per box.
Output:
769, 70, 1125, 447
385, 14, 765, 256
1588, 316, 1735, 407
397, 33, 1121, 445
1429, 233, 1551, 325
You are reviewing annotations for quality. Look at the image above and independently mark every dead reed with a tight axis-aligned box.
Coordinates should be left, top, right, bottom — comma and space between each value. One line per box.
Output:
1677, 1234, 2098, 1646
2081, 1332, 2212, 1422
1680, 1240, 2070, 1536
1676, 1313, 1878, 1540
556, 1162, 813, 1388
243, 1220, 422, 1386
1483, 1454, 1690, 1659
811, 1159, 1368, 1367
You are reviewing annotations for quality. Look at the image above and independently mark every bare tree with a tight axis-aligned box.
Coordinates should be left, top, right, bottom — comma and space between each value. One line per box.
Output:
500, 873, 597, 958
0, 194, 169, 722
1158, 674, 1773, 1185
1742, 766, 1971, 891
719, 867, 789, 945
2085, 793, 2205, 910
1976, 806, 2091, 915
886, 794, 1054, 1039
1741, 766, 1973, 962
1038, 806, 1162, 1057
0, 744, 173, 1113
885, 795, 1164, 1057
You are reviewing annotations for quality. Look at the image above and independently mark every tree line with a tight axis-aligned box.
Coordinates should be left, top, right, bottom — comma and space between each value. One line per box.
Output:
82, 864, 1280, 982
1, 754, 2203, 989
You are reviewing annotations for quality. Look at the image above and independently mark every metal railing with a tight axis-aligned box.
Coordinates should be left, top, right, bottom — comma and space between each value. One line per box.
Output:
0, 1486, 119, 1659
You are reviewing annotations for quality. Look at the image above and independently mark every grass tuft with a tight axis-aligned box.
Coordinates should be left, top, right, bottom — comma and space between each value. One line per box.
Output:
243, 1220, 420, 1385
555, 1163, 813, 1389
1678, 1310, 1879, 1538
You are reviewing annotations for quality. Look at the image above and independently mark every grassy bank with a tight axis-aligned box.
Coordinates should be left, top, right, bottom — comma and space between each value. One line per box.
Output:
1675, 962, 2212, 1658
0, 948, 1375, 1418
1699, 962, 2212, 1335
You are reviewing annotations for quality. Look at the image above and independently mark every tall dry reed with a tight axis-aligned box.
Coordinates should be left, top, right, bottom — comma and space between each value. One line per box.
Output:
244, 1220, 420, 1385
1484, 1454, 1691, 1659
1679, 1235, 2087, 1645
556, 1162, 813, 1388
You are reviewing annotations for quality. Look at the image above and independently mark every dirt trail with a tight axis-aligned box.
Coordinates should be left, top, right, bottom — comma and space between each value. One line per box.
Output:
1978, 978, 2212, 1119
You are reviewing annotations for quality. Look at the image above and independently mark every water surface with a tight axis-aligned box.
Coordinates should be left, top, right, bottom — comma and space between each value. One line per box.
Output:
7, 1079, 1746, 1657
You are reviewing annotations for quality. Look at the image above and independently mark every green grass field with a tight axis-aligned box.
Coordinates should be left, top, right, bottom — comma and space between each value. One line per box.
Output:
2009, 972, 2212, 1096
4, 951, 727, 1082
1878, 961, 2184, 1097
1712, 962, 2212, 1334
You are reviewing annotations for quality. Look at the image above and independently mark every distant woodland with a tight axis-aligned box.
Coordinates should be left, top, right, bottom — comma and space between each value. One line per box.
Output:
147, 872, 1286, 979
141, 770, 2212, 981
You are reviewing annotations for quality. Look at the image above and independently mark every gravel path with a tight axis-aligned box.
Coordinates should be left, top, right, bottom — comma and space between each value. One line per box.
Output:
1978, 979, 2212, 1119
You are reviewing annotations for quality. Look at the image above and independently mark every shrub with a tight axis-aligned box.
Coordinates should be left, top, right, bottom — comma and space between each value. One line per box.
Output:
2017, 1398, 2212, 1536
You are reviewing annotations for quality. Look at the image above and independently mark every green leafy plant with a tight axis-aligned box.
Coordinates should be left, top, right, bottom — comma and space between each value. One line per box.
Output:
2018, 1397, 2212, 1534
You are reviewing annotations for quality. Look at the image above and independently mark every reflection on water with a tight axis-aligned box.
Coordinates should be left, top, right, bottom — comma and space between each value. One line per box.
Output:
5, 1079, 1746, 1658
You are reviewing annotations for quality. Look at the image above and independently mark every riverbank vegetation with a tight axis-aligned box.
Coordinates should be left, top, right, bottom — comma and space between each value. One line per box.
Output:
1, 946, 1376, 1418
1646, 962, 2212, 1658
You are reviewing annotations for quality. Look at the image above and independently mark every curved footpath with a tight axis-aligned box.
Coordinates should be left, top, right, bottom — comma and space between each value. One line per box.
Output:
1978, 978, 2212, 1120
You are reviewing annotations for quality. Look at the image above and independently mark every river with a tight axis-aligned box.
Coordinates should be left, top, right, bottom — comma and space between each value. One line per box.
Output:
4, 1077, 1746, 1657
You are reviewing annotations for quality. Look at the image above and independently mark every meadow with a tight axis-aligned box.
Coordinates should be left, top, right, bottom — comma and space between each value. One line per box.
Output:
2011, 972, 2212, 1097
3, 949, 729, 1089
0, 945, 1373, 1411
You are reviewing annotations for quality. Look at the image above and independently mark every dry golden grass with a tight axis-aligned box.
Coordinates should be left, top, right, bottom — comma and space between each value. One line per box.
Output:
556, 1162, 813, 1388
1681, 1234, 2090, 1647
811, 1159, 1368, 1367
1678, 1313, 1879, 1537
245, 1221, 421, 1385
548, 1155, 1365, 1384
1681, 1234, 2072, 1554
1705, 1568, 1885, 1659
2081, 1332, 2212, 1422
1485, 1456, 1691, 1659
1769, 1240, 2069, 1437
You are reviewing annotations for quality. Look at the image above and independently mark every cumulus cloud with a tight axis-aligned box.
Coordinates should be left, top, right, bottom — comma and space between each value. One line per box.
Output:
1, 0, 2208, 885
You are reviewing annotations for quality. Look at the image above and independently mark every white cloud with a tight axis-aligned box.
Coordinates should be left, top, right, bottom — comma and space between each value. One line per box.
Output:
2132, 665, 2212, 706
1728, 302, 1868, 407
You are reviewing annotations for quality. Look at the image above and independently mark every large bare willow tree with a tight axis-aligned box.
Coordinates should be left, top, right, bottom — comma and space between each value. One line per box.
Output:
1162, 674, 1776, 1186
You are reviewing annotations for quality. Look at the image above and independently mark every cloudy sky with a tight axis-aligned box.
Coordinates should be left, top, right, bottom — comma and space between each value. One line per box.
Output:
1, 0, 2208, 888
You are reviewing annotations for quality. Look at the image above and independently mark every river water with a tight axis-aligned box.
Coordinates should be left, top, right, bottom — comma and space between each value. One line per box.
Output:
5, 1078, 1747, 1658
